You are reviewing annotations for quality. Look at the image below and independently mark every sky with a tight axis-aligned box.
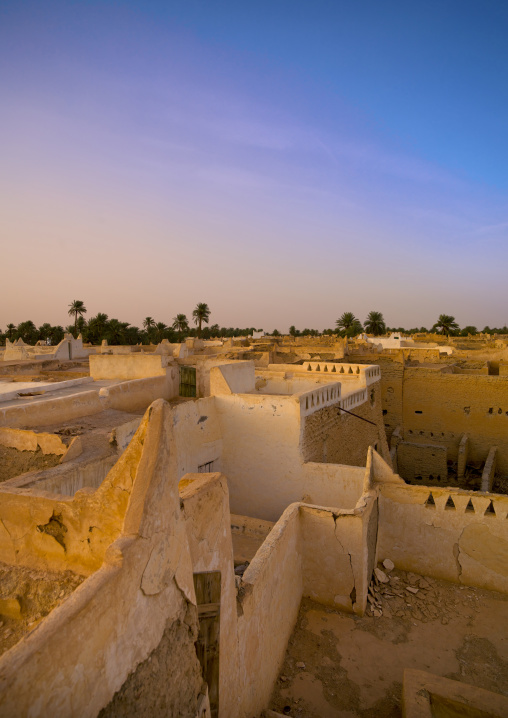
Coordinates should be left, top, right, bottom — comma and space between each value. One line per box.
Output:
1, 0, 507, 333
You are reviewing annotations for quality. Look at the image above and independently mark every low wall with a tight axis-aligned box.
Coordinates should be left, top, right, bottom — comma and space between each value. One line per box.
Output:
0, 427, 68, 455
299, 462, 366, 509
0, 390, 104, 429
99, 370, 179, 412
0, 377, 93, 403
235, 491, 377, 716
377, 482, 508, 593
300, 496, 377, 615
15, 454, 117, 496
237, 503, 303, 717
210, 361, 255, 395
89, 353, 170, 380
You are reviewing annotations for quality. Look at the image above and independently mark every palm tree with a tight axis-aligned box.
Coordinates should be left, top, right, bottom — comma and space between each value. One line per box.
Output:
143, 316, 156, 343
68, 300, 87, 336
432, 314, 459, 336
38, 323, 53, 342
16, 320, 37, 343
172, 314, 189, 335
106, 319, 130, 345
336, 312, 362, 336
87, 313, 109, 344
6, 323, 16, 340
364, 311, 386, 336
155, 322, 167, 342
192, 303, 211, 338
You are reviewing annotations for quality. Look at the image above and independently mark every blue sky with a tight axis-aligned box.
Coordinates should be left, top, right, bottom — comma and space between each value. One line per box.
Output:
1, 1, 507, 331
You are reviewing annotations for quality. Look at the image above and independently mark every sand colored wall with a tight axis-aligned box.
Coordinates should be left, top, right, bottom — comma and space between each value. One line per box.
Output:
214, 393, 302, 520
0, 401, 203, 717
0, 427, 69, 455
0, 389, 104, 429
236, 503, 303, 717
402, 370, 508, 473
0, 415, 150, 574
99, 370, 179, 412
89, 353, 171, 380
300, 496, 377, 615
301, 383, 390, 467
167, 398, 223, 478
254, 372, 337, 395
214, 389, 373, 521
234, 493, 378, 716
299, 462, 366, 509
18, 453, 117, 497
397, 441, 448, 482
209, 361, 255, 395
376, 481, 508, 593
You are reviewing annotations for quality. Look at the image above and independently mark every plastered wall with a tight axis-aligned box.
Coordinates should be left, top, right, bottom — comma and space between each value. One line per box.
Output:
99, 371, 179, 412
89, 353, 170, 380
376, 481, 508, 594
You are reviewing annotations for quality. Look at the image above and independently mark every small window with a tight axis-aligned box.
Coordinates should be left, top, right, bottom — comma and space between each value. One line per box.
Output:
415, 410, 422, 414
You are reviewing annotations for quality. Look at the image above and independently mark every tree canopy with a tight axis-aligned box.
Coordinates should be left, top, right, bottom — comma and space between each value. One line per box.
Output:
192, 303, 211, 338
364, 311, 386, 336
68, 300, 87, 335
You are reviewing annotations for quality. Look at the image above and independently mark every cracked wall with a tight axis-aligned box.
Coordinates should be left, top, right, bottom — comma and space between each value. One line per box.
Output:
377, 481, 508, 593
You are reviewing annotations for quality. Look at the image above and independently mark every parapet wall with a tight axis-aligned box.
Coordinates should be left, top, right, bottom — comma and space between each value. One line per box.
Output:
89, 353, 171, 380
377, 481, 508, 593
0, 389, 104, 429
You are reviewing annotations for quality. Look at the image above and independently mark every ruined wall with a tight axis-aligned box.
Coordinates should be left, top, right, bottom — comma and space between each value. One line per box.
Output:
0, 401, 203, 717
397, 441, 448, 483
402, 370, 508, 474
301, 383, 389, 467
98, 614, 202, 718
300, 501, 374, 614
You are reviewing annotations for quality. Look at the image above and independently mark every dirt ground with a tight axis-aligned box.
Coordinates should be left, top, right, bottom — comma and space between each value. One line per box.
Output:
0, 446, 61, 483
269, 569, 508, 717
0, 562, 84, 657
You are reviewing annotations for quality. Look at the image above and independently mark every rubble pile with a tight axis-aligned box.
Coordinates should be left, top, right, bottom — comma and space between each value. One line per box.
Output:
366, 559, 482, 623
